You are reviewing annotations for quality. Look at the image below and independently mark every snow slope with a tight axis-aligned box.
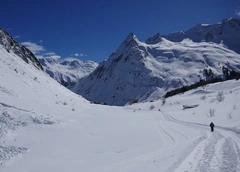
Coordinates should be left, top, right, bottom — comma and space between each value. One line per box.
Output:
1, 36, 240, 172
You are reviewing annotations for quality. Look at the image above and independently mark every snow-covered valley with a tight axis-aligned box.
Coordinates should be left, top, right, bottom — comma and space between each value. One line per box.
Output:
1, 36, 240, 172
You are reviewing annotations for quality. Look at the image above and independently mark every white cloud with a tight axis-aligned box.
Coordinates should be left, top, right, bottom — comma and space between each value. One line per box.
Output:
35, 55, 44, 59
14, 35, 20, 39
43, 52, 61, 60
47, 55, 61, 60
21, 42, 61, 60
64, 57, 81, 61
44, 52, 56, 56
21, 41, 86, 61
236, 10, 240, 16
73, 53, 87, 57
22, 42, 45, 54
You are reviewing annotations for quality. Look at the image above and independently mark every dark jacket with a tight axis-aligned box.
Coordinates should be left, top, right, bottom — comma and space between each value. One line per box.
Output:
210, 122, 215, 128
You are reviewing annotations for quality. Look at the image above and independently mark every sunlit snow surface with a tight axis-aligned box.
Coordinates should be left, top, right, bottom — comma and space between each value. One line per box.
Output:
1, 45, 240, 172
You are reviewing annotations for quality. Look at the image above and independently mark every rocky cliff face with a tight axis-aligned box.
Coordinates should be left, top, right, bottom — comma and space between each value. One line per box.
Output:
0, 28, 43, 70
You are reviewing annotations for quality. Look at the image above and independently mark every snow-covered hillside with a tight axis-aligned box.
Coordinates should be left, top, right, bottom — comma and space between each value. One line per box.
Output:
0, 34, 91, 167
1, 39, 240, 171
39, 57, 98, 87
73, 31, 240, 105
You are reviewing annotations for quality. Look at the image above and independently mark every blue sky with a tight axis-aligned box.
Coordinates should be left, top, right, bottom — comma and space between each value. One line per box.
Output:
1, 0, 240, 62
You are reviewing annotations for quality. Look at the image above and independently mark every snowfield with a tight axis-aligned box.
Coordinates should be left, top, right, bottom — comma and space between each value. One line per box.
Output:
1, 44, 240, 172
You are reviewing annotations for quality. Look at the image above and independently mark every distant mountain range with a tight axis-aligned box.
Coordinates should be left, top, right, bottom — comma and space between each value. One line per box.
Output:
0, 27, 97, 87
71, 18, 240, 106
163, 18, 240, 54
39, 58, 98, 87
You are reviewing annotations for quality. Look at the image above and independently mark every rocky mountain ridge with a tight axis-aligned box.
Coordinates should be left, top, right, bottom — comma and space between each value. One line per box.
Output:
0, 28, 43, 70
163, 18, 240, 54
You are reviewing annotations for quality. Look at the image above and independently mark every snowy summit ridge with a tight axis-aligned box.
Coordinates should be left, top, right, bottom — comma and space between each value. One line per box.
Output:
163, 18, 240, 54
73, 18, 240, 106
145, 33, 163, 44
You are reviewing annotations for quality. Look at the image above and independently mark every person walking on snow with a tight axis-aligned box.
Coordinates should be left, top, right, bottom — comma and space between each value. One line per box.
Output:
210, 122, 215, 132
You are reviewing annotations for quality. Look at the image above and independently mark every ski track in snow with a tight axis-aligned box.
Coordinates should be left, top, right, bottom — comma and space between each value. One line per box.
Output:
100, 111, 202, 172
152, 113, 176, 145
1, 102, 240, 171
107, 107, 240, 172
0, 87, 17, 97
163, 111, 240, 172
0, 102, 29, 112
175, 130, 240, 172
100, 108, 240, 172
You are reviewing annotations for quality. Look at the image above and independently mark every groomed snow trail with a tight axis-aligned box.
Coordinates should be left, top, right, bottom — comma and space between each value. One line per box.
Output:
116, 109, 240, 172
96, 107, 240, 172
175, 130, 240, 172
171, 121, 240, 172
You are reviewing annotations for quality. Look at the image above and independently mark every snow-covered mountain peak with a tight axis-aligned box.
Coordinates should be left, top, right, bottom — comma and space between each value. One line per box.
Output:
200, 24, 210, 27
60, 58, 98, 69
60, 59, 81, 67
126, 32, 138, 41
221, 17, 240, 33
40, 57, 57, 65
145, 33, 163, 44
192, 18, 240, 32
72, 19, 240, 105
120, 32, 140, 48
223, 17, 240, 24
39, 57, 98, 87
164, 18, 240, 53
102, 33, 145, 68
